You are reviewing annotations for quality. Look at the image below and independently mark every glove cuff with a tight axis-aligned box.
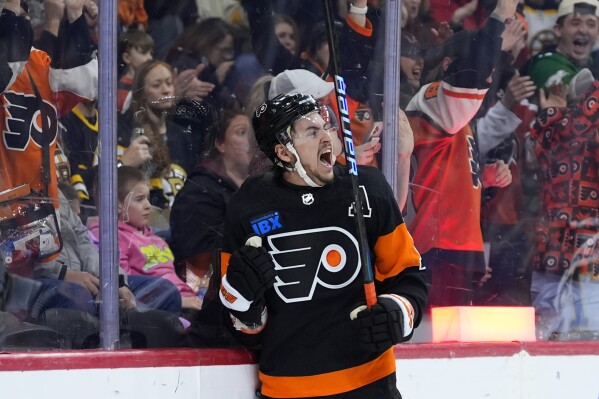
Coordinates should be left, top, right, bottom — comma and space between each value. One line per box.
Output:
379, 294, 415, 337
220, 275, 253, 312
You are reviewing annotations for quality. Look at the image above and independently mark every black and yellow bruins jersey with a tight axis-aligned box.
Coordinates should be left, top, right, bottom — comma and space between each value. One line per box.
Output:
221, 165, 427, 398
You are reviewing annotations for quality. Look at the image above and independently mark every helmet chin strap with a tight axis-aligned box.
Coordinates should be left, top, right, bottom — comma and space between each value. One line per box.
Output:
285, 143, 323, 187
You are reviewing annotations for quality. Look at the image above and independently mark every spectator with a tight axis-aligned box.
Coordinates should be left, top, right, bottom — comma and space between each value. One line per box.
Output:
118, 59, 196, 209
170, 106, 251, 283
144, 0, 198, 59
0, 0, 97, 211
476, 16, 540, 306
35, 188, 136, 314
273, 14, 299, 55
166, 17, 238, 110
526, 0, 599, 91
60, 101, 99, 205
91, 166, 202, 311
170, 107, 249, 348
529, 69, 599, 339
405, 0, 517, 306
117, 30, 154, 112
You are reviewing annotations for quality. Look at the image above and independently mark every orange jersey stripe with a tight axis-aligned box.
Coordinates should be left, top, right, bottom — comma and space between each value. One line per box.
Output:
259, 348, 396, 398
442, 87, 486, 100
374, 223, 421, 281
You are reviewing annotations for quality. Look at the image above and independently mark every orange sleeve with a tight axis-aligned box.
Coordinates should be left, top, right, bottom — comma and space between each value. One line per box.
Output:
345, 15, 373, 37
374, 223, 422, 281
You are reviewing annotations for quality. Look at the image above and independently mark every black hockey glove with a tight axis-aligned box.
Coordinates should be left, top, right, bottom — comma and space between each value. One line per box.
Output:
350, 294, 415, 353
220, 241, 276, 313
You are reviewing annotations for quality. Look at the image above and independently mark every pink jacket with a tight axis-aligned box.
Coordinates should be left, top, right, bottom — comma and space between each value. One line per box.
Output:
89, 220, 194, 297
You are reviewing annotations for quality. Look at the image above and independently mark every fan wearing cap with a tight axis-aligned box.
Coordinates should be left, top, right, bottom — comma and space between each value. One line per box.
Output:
528, 0, 599, 91
218, 93, 427, 398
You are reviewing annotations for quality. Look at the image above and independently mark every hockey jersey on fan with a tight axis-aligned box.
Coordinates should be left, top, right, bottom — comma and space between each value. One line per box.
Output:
404, 15, 505, 271
0, 10, 97, 206
406, 80, 487, 257
220, 166, 427, 398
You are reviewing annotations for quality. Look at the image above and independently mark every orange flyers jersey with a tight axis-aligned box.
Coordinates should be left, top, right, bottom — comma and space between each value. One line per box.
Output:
406, 80, 488, 255
0, 49, 97, 206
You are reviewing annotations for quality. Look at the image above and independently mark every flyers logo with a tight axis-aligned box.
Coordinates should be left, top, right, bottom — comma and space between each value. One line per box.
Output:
2, 92, 58, 151
466, 135, 481, 189
424, 82, 440, 100
268, 227, 361, 303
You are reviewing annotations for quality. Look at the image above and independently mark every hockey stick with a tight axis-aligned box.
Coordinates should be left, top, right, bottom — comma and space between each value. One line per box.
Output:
322, 0, 377, 308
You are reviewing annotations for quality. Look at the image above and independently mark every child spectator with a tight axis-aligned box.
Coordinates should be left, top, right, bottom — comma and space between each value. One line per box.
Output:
111, 166, 202, 311
117, 30, 154, 112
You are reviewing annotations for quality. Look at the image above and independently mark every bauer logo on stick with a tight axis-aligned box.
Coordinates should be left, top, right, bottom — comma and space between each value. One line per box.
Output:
334, 76, 358, 176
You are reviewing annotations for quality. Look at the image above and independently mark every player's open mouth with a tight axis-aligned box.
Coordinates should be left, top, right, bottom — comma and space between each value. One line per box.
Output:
320, 147, 334, 168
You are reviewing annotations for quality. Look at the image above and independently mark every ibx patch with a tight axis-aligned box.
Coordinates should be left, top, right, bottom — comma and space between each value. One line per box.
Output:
250, 212, 283, 235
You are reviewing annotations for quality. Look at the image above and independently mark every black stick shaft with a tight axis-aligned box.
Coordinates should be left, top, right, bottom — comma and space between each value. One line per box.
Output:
322, 0, 377, 307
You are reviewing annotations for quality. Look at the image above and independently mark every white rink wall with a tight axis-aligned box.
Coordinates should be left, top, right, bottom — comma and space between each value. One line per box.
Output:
1, 344, 598, 399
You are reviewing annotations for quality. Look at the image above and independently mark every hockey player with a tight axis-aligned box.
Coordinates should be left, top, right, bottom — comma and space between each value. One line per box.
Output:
219, 93, 427, 398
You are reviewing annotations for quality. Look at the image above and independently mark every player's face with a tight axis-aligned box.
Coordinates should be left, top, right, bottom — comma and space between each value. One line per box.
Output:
218, 114, 253, 172
119, 182, 151, 229
555, 13, 599, 64
290, 112, 336, 185
143, 64, 175, 110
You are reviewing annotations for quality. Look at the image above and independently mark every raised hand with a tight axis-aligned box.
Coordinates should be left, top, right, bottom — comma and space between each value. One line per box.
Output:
452, 0, 478, 25
501, 18, 526, 53
501, 72, 536, 110
174, 64, 215, 101
493, 0, 518, 22
63, 0, 84, 22
539, 83, 568, 109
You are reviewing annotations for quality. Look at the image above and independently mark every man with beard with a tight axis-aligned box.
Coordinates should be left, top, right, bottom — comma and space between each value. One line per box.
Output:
528, 0, 599, 90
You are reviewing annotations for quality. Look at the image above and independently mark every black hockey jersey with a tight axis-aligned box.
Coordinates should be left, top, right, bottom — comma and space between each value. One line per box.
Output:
220, 166, 427, 398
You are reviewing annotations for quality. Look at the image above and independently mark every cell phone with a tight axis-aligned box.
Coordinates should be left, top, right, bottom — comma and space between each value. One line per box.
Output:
366, 122, 383, 142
